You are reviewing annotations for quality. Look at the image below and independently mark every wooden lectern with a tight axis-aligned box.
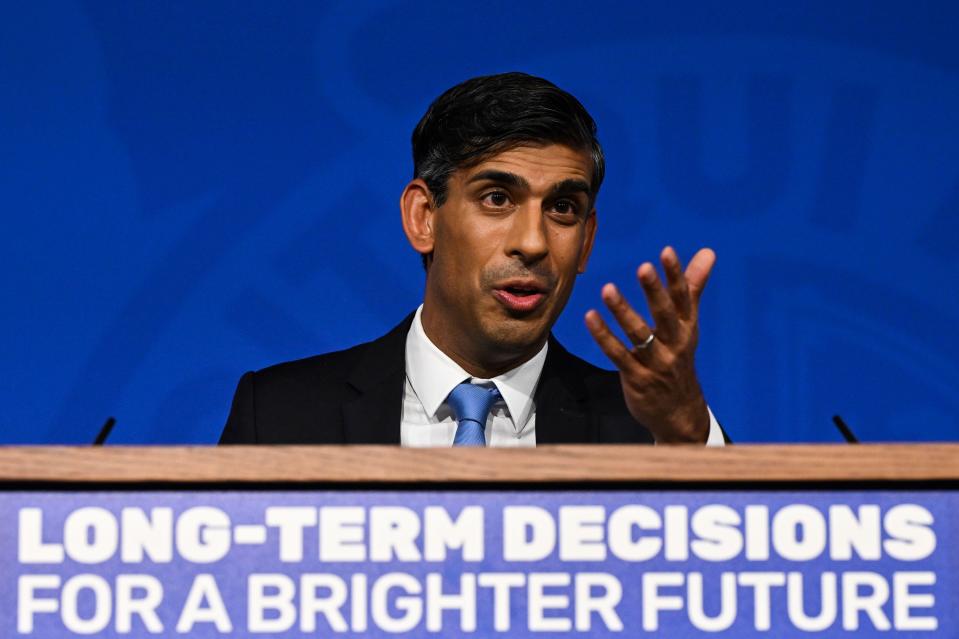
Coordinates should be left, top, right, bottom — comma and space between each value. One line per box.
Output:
2, 444, 956, 637
1, 443, 958, 483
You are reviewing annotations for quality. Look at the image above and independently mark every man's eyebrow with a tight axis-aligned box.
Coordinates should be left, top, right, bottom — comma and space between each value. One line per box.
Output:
549, 178, 592, 197
466, 172, 591, 199
466, 170, 531, 190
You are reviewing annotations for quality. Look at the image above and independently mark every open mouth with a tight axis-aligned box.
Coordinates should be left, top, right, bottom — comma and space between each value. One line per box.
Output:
492, 284, 547, 313
504, 285, 539, 297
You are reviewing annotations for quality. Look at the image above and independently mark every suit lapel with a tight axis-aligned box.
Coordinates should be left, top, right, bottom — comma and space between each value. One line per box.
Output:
534, 336, 595, 444
339, 319, 596, 445
341, 313, 415, 444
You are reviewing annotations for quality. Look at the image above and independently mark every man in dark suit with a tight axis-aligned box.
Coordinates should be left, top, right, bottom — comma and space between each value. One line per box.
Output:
221, 72, 723, 447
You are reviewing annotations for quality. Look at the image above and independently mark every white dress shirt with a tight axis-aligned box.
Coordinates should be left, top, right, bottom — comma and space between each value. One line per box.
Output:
400, 305, 725, 447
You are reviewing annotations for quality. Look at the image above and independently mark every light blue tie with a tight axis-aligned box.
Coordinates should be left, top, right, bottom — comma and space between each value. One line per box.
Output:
447, 382, 501, 447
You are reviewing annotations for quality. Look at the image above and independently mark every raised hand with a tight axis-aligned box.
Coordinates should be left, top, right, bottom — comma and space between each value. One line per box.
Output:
585, 247, 716, 443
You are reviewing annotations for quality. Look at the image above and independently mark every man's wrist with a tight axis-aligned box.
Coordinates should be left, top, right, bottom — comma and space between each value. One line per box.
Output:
652, 398, 711, 444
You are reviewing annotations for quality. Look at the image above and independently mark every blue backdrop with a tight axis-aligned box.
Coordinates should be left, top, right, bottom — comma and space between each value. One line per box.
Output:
3, 1, 957, 444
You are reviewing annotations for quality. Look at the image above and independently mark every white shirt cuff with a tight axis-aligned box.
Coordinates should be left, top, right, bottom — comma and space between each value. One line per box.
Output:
704, 405, 725, 447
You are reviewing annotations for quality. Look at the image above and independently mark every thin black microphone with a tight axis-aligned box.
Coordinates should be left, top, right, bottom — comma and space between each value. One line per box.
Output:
93, 417, 116, 446
832, 414, 859, 444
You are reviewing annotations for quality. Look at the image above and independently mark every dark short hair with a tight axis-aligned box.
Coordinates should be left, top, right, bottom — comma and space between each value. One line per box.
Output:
411, 72, 605, 267
413, 71, 605, 202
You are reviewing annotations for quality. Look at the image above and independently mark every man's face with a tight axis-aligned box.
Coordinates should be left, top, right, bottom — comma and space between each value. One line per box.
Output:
418, 144, 597, 373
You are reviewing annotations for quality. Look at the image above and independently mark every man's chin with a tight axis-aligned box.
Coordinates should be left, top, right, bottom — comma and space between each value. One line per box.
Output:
479, 316, 550, 358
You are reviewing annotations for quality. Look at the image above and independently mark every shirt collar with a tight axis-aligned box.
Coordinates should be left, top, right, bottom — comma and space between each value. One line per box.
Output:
405, 304, 548, 430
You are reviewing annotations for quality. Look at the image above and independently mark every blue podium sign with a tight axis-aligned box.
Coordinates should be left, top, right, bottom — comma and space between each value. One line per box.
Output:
2, 490, 954, 637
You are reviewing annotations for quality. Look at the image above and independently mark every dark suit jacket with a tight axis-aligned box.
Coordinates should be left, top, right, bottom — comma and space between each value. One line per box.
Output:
220, 312, 656, 444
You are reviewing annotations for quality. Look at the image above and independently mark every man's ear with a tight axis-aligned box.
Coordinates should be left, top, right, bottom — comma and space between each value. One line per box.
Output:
400, 178, 435, 256
577, 208, 598, 274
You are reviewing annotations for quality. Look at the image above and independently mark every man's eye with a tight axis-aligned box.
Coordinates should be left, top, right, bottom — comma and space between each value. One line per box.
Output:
482, 192, 510, 207
552, 200, 578, 215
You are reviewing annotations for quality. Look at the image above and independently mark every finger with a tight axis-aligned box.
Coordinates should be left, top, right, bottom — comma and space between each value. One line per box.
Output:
685, 248, 717, 308
637, 262, 679, 341
661, 246, 692, 319
584, 309, 638, 371
600, 283, 655, 351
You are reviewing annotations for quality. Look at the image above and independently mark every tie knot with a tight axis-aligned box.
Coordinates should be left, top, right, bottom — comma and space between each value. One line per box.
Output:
447, 382, 501, 425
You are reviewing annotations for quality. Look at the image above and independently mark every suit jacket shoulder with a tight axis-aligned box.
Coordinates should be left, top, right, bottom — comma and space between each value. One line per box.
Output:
219, 314, 413, 444
219, 312, 654, 445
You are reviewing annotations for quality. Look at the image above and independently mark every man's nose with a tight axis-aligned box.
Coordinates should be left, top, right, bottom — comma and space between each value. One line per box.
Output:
505, 204, 548, 263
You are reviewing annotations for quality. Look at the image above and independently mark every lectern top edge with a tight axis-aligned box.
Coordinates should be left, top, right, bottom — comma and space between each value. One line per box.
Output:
0, 444, 956, 484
